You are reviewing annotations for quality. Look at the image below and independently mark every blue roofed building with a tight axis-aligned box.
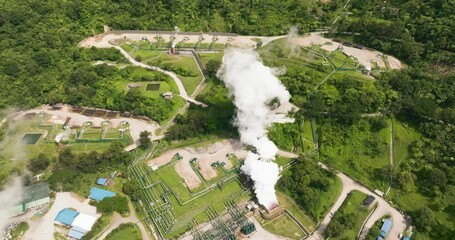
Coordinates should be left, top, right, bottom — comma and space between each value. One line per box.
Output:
96, 178, 108, 186
54, 208, 79, 226
379, 219, 393, 238
68, 228, 85, 240
89, 187, 116, 201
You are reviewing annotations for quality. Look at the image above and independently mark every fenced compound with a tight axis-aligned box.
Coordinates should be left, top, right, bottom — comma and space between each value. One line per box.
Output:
146, 83, 161, 91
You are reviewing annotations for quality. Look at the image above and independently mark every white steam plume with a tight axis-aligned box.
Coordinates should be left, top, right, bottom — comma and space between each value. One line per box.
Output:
0, 176, 24, 237
287, 26, 299, 58
217, 48, 291, 208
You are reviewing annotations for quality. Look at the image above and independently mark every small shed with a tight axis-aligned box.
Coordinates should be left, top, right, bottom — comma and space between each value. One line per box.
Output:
162, 92, 173, 100
96, 178, 108, 186
380, 219, 393, 238
54, 208, 79, 226
89, 187, 116, 202
363, 195, 375, 206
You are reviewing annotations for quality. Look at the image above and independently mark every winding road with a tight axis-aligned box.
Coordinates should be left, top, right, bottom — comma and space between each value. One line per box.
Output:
275, 150, 406, 240
97, 201, 150, 240
114, 46, 207, 107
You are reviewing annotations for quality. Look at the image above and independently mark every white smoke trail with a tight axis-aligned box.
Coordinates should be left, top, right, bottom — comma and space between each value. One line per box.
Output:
217, 48, 291, 209
0, 176, 24, 237
287, 26, 299, 58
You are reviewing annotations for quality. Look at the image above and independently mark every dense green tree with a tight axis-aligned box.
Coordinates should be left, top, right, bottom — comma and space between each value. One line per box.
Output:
96, 196, 129, 215
27, 153, 51, 174
139, 131, 151, 149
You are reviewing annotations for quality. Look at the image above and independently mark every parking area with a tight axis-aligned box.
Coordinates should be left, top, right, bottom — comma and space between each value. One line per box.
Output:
24, 192, 100, 240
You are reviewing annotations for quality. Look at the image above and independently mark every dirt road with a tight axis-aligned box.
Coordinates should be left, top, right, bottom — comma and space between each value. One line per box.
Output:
307, 163, 406, 240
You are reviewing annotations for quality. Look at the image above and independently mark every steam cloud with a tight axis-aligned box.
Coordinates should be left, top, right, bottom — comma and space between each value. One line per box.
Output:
217, 49, 291, 208
0, 177, 23, 237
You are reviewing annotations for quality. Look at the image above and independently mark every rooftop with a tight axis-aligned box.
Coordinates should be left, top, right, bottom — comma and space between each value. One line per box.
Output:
54, 208, 79, 226
22, 183, 50, 204
89, 187, 116, 201
96, 178, 108, 186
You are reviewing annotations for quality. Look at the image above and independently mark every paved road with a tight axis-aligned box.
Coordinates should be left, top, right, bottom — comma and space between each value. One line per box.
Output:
98, 200, 150, 240
309, 163, 406, 240
275, 150, 406, 240
114, 46, 207, 107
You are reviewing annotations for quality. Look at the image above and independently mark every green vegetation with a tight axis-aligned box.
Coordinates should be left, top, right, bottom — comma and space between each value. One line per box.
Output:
47, 141, 131, 196
277, 191, 316, 232
365, 218, 385, 240
260, 214, 306, 240
82, 213, 112, 240
105, 223, 142, 240
9, 222, 29, 239
126, 48, 203, 95
279, 159, 342, 221
96, 196, 129, 215
167, 78, 236, 140
325, 191, 374, 239
319, 117, 390, 190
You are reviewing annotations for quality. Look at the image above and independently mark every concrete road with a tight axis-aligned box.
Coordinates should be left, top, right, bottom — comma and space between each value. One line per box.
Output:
307, 163, 406, 240
97, 201, 151, 240
275, 149, 406, 240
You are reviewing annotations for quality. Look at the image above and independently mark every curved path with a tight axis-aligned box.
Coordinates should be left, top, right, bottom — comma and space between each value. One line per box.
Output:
97, 201, 150, 240
275, 150, 406, 240
114, 46, 207, 107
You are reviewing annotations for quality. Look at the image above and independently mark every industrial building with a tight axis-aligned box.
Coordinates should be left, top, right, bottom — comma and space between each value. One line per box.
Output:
96, 178, 109, 186
54, 208, 98, 240
377, 219, 393, 239
9, 183, 50, 216
88, 187, 116, 202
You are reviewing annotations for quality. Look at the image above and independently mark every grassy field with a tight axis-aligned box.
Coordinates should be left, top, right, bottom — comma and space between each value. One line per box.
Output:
261, 213, 307, 240
327, 50, 357, 69
125, 48, 203, 95
303, 120, 315, 152
313, 175, 342, 221
320, 118, 390, 190
392, 118, 420, 170
106, 223, 142, 240
277, 191, 316, 232
329, 190, 374, 240
198, 52, 223, 67
276, 156, 294, 166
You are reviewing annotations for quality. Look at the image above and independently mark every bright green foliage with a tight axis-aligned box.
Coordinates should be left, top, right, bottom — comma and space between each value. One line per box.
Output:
96, 196, 129, 215
27, 153, 51, 174
325, 191, 372, 239
279, 159, 341, 221
105, 223, 142, 240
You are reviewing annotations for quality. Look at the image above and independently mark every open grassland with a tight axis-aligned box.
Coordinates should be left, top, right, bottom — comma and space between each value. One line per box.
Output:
123, 47, 203, 95
277, 191, 316, 232
392, 118, 420, 169
260, 213, 307, 240
320, 118, 390, 190
313, 175, 342, 221
198, 52, 224, 67
106, 223, 142, 240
